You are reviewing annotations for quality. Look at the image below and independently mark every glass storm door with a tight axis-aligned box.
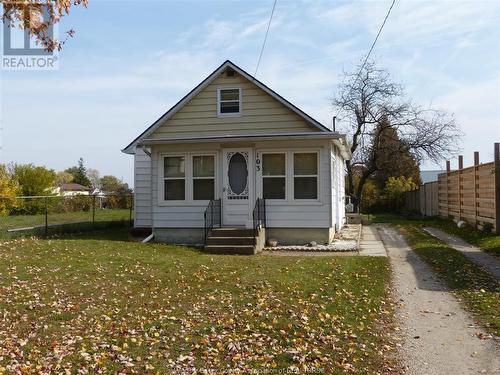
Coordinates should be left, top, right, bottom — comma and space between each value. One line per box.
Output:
222, 149, 252, 227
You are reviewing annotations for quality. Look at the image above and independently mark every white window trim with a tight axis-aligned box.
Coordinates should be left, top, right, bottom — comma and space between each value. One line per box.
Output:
261, 151, 287, 201
256, 149, 322, 205
217, 86, 242, 117
292, 151, 320, 201
158, 151, 218, 206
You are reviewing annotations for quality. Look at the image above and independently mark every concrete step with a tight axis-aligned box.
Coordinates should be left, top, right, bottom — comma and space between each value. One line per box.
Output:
206, 236, 255, 246
204, 245, 256, 255
210, 228, 255, 237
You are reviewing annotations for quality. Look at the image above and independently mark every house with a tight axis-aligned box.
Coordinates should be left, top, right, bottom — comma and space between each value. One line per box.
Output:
122, 60, 350, 253
52, 183, 92, 196
420, 170, 446, 184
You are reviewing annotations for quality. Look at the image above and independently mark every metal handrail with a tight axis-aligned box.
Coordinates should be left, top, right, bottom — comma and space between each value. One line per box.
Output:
204, 199, 221, 244
252, 198, 266, 240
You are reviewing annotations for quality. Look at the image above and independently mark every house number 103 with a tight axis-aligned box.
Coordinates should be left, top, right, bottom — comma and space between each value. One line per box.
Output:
255, 156, 261, 172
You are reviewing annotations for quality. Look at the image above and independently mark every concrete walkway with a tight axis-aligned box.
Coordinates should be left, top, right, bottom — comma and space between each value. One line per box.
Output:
424, 227, 500, 280
378, 225, 499, 375
358, 225, 387, 256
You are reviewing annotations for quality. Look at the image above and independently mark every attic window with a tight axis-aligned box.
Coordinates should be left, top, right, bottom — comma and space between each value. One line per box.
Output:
217, 87, 241, 116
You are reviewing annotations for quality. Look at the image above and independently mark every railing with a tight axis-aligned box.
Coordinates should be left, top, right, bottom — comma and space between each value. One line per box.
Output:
204, 199, 221, 243
252, 198, 266, 238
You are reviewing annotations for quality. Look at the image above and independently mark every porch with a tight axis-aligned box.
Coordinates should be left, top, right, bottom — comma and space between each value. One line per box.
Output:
203, 198, 266, 255
136, 135, 347, 250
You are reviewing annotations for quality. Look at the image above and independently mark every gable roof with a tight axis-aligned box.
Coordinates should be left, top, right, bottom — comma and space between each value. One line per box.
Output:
122, 60, 334, 154
60, 183, 91, 191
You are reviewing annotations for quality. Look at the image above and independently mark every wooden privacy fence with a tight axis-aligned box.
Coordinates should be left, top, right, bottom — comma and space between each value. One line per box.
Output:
405, 181, 439, 217
405, 143, 500, 233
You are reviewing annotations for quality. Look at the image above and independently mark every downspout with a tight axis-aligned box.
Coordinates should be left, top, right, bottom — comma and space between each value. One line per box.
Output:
148, 146, 154, 238
328, 141, 334, 234
142, 233, 154, 243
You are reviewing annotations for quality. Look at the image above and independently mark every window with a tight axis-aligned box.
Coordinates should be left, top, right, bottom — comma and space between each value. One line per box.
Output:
218, 88, 241, 116
294, 153, 318, 199
262, 153, 286, 199
164, 156, 185, 200
193, 155, 215, 200
161, 154, 216, 203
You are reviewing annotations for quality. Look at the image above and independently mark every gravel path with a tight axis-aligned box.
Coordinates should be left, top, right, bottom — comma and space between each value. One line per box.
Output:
377, 224, 500, 375
423, 227, 500, 280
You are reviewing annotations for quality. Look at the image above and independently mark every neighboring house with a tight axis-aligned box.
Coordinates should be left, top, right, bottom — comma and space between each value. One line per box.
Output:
421, 170, 446, 184
52, 183, 92, 196
122, 60, 350, 251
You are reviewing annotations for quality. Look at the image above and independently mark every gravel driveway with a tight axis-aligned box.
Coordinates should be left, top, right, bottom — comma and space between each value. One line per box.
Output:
377, 225, 500, 375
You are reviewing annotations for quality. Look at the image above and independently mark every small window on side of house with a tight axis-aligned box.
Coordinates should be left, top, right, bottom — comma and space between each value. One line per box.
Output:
218, 88, 241, 116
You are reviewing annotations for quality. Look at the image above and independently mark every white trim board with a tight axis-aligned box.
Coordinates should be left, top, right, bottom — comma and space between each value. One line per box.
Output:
138, 132, 351, 160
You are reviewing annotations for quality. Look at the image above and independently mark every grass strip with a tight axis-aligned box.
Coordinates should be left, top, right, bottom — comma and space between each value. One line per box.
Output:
366, 213, 500, 257
401, 224, 500, 336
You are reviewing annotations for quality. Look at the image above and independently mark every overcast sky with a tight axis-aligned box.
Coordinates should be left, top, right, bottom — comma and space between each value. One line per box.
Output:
1, 0, 499, 186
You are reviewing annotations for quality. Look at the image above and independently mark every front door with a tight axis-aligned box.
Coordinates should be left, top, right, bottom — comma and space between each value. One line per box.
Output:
222, 149, 252, 227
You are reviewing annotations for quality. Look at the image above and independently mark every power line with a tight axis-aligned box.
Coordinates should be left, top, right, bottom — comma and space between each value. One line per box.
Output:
357, 0, 397, 78
334, 0, 397, 124
253, 0, 277, 79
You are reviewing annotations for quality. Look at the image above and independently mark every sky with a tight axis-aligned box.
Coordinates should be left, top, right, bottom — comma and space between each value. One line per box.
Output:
1, 0, 499, 186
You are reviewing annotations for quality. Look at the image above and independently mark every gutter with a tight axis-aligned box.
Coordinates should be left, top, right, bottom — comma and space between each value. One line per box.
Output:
138, 132, 346, 144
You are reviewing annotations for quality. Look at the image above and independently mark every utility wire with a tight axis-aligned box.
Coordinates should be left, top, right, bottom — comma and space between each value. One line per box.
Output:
357, 0, 396, 76
334, 0, 397, 122
253, 0, 277, 79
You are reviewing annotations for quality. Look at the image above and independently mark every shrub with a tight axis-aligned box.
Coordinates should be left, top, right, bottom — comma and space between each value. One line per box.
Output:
482, 222, 493, 234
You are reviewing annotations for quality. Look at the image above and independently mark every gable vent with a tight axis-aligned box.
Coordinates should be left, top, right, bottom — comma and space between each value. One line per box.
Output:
226, 68, 236, 77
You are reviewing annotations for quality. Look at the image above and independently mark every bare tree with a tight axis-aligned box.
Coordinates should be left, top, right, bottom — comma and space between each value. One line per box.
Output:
87, 168, 101, 189
333, 61, 462, 210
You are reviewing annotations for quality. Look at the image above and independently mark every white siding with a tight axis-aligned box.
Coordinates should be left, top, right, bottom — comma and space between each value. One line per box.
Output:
151, 143, 220, 228
150, 140, 332, 229
330, 145, 346, 231
338, 149, 346, 228
330, 145, 338, 230
134, 148, 152, 227
257, 141, 331, 228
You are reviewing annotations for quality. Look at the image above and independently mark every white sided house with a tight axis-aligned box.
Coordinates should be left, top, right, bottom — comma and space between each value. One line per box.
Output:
123, 60, 350, 254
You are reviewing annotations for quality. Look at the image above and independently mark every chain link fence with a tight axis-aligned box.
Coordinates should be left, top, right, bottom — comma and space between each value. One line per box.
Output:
0, 194, 133, 239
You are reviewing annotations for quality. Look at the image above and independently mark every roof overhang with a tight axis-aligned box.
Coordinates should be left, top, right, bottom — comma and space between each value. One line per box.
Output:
133, 132, 351, 160
122, 60, 334, 155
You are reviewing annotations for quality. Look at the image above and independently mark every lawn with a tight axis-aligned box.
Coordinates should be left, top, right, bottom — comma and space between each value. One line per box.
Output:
366, 213, 500, 257
0, 209, 132, 230
0, 231, 397, 374
0, 209, 132, 239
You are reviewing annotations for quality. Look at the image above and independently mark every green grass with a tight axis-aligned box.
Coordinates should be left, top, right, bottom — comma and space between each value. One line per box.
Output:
400, 224, 500, 336
0, 209, 133, 239
0, 208, 132, 230
365, 213, 500, 257
427, 219, 500, 257
0, 233, 396, 374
